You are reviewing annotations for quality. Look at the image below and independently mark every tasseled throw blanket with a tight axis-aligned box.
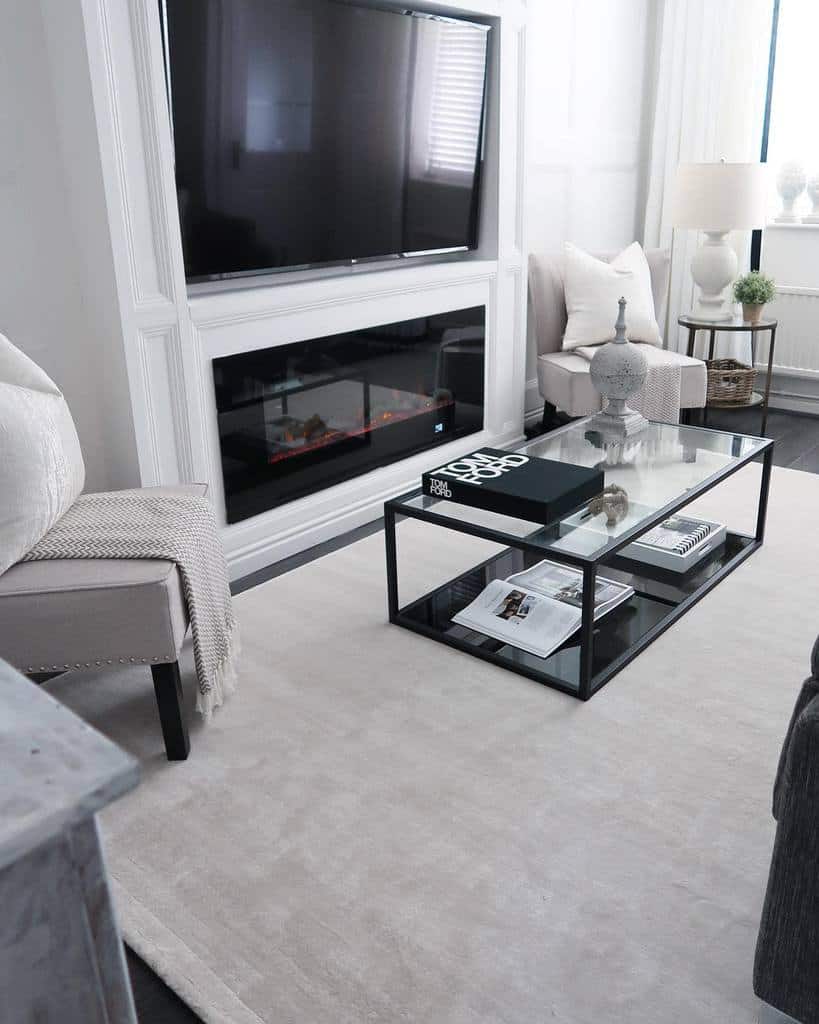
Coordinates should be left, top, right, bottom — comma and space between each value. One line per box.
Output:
23, 489, 238, 717
576, 344, 686, 423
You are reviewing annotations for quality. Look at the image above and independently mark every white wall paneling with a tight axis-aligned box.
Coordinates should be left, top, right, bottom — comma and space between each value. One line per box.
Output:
78, 0, 207, 489
136, 323, 198, 483
56, 0, 529, 576
523, 0, 657, 422
0, 0, 125, 491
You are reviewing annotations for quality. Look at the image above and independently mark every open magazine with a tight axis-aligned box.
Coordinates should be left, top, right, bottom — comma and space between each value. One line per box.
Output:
452, 559, 634, 659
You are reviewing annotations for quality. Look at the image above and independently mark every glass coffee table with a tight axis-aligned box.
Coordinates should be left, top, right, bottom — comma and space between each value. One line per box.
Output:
384, 419, 773, 700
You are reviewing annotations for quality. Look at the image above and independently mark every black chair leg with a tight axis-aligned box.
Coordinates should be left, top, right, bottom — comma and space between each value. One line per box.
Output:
542, 400, 559, 431
542, 400, 575, 433
151, 661, 190, 761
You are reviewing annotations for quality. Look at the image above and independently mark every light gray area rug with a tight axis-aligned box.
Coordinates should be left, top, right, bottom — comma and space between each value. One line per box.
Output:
47, 463, 817, 1024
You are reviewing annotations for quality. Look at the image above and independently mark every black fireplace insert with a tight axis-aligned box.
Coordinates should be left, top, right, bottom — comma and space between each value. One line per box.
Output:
213, 307, 485, 523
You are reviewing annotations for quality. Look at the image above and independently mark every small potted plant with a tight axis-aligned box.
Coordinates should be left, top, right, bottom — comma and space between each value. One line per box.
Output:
733, 271, 776, 324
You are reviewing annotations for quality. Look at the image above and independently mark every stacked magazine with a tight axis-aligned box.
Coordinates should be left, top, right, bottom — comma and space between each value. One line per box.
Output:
557, 507, 726, 572
453, 560, 633, 659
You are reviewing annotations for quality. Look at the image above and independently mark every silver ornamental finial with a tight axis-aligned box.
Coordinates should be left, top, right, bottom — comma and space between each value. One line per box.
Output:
614, 297, 627, 344
587, 294, 648, 439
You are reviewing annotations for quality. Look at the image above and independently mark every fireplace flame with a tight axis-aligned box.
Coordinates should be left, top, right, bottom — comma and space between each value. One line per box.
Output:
267, 394, 454, 465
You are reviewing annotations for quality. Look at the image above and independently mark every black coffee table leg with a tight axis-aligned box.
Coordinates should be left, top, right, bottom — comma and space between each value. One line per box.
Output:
761, 325, 776, 437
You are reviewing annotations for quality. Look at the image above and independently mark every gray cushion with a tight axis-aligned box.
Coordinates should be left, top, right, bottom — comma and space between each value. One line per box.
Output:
0, 484, 206, 673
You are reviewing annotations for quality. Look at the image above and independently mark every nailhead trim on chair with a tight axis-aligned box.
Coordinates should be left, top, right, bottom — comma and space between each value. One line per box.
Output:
25, 655, 171, 672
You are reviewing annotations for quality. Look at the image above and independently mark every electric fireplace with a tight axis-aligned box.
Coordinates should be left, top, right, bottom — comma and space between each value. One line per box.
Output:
214, 307, 485, 523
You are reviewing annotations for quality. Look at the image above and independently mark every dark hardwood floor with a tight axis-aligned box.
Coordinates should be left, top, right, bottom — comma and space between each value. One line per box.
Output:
126, 403, 819, 1022
126, 950, 202, 1023
704, 405, 819, 470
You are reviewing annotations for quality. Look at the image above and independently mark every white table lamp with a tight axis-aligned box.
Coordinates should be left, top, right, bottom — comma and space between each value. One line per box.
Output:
671, 161, 769, 321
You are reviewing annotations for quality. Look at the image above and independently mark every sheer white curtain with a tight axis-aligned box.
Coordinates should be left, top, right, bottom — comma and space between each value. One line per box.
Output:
643, 0, 773, 355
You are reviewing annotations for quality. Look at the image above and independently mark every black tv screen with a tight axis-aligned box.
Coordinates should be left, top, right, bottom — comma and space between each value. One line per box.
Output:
162, 1, 490, 282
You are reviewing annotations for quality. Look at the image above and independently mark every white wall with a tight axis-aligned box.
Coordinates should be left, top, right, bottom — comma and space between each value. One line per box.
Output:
0, 1, 101, 488
40, 0, 142, 493
0, 0, 140, 492
524, 0, 658, 419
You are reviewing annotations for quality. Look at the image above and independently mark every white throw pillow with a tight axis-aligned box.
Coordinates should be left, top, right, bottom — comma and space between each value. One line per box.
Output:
0, 333, 85, 575
562, 242, 662, 349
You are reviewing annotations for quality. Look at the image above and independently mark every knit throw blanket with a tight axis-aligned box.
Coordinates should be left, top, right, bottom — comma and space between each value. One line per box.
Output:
576, 344, 685, 423
23, 489, 238, 718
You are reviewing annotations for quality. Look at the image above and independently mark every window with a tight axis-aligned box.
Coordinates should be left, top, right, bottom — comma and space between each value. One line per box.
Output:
426, 24, 487, 178
765, 0, 819, 216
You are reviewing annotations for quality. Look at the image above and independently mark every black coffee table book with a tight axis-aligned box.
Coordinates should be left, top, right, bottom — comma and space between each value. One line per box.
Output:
421, 448, 603, 524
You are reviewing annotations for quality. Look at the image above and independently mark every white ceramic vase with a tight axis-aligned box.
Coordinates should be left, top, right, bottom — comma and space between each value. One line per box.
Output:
775, 161, 807, 223
804, 173, 819, 224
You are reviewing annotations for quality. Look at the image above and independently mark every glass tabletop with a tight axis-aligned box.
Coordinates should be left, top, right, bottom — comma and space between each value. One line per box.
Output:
392, 418, 771, 562
677, 315, 777, 330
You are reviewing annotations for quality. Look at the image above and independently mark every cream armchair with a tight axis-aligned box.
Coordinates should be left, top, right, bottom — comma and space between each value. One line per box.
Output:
528, 248, 707, 428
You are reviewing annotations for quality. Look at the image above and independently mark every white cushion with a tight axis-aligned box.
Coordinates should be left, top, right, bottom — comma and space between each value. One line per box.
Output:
562, 242, 662, 350
0, 333, 85, 576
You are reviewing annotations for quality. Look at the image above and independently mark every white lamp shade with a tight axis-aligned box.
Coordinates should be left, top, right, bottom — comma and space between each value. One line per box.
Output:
671, 162, 769, 230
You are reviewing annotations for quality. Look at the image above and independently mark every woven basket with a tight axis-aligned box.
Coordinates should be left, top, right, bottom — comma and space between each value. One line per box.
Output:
705, 358, 756, 405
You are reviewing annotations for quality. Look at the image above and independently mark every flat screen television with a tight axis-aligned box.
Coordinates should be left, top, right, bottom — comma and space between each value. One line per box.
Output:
161, 1, 490, 283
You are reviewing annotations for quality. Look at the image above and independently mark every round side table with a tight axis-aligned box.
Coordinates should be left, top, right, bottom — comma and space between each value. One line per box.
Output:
678, 315, 778, 436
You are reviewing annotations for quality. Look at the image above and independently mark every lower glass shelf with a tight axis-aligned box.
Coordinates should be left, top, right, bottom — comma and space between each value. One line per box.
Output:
395, 533, 756, 695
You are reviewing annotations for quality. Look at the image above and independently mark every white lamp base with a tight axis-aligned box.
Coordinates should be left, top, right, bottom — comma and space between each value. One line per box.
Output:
689, 230, 737, 321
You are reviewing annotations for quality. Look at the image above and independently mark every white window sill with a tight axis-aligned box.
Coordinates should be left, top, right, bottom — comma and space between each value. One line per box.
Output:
764, 221, 819, 230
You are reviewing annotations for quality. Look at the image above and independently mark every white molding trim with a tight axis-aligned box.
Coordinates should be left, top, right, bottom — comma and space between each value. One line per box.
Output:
764, 222, 819, 233
513, 24, 527, 255
134, 328, 164, 485
193, 273, 499, 359
126, 0, 177, 306
761, 365, 819, 415
95, 0, 146, 307
524, 376, 542, 422
760, 364, 819, 381
135, 324, 196, 483
775, 285, 819, 298
188, 262, 500, 330
95, 0, 171, 307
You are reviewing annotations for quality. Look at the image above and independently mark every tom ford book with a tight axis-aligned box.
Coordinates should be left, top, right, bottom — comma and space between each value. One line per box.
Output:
422, 449, 604, 524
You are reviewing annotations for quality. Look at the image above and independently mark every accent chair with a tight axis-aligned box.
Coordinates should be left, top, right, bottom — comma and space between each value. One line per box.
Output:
528, 248, 707, 428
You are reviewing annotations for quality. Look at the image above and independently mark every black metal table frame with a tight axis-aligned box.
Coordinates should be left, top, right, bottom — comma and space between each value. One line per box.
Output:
385, 428, 774, 702
681, 317, 778, 436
